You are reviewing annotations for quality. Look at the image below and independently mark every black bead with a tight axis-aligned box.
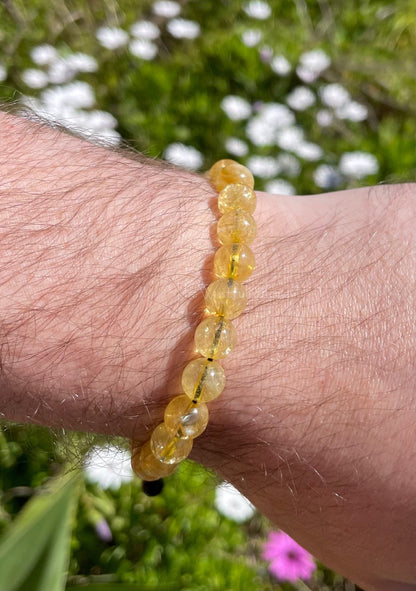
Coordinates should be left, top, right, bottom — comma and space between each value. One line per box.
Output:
142, 479, 164, 496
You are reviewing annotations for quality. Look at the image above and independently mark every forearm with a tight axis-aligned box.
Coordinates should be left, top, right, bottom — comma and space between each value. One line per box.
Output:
0, 111, 214, 435
0, 112, 415, 590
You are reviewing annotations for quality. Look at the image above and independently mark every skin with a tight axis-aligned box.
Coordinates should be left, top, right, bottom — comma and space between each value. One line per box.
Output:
0, 111, 415, 591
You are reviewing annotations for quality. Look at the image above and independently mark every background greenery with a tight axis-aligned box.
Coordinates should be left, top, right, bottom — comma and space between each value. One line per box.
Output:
0, 0, 414, 589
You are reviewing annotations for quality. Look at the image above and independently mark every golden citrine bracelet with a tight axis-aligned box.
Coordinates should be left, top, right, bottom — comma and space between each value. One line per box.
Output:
131, 159, 257, 495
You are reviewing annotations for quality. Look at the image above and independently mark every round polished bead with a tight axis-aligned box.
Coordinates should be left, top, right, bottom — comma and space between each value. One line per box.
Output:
217, 210, 257, 245
214, 243, 255, 281
205, 278, 247, 319
150, 423, 193, 464
208, 159, 254, 191
207, 159, 230, 183
164, 394, 209, 438
218, 183, 257, 214
142, 479, 164, 496
194, 316, 237, 359
131, 440, 177, 481
182, 358, 225, 403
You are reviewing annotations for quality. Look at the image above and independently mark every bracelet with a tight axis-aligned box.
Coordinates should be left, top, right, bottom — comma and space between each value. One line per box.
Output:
130, 159, 257, 496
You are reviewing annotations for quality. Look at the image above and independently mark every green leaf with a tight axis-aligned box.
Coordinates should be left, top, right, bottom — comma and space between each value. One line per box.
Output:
0, 471, 81, 591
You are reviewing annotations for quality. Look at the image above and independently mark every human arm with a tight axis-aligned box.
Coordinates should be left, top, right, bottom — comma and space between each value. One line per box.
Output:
0, 111, 414, 590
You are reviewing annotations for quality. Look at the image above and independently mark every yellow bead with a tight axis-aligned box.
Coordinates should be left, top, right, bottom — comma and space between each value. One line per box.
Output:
164, 394, 209, 438
131, 440, 177, 481
214, 243, 255, 281
205, 278, 247, 319
150, 423, 193, 464
208, 159, 254, 191
217, 210, 257, 245
218, 183, 257, 214
194, 316, 237, 359
207, 159, 230, 183
182, 358, 225, 403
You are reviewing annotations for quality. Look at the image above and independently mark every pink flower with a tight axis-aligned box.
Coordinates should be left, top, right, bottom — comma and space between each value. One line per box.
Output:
262, 531, 316, 582
94, 518, 113, 543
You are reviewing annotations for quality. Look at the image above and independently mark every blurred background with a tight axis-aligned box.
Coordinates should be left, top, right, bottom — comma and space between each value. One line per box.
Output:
0, 1, 414, 590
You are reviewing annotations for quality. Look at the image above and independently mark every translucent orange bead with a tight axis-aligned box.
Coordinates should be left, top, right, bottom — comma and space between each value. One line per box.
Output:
205, 278, 247, 319
214, 243, 255, 281
150, 423, 193, 464
217, 210, 257, 245
208, 159, 254, 191
164, 394, 209, 438
131, 440, 177, 481
218, 183, 257, 214
194, 315, 237, 359
182, 358, 225, 403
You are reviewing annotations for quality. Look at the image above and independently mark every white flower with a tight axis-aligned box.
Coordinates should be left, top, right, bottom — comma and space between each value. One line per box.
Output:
339, 151, 379, 179
265, 178, 296, 195
20, 96, 61, 123
130, 39, 158, 60
243, 0, 271, 19
65, 52, 98, 73
49, 53, 97, 82
167, 18, 200, 39
95, 128, 122, 146
241, 29, 262, 47
246, 117, 276, 146
225, 137, 249, 157
84, 445, 133, 489
259, 102, 295, 128
246, 104, 295, 146
276, 153, 301, 176
20, 96, 49, 120
40, 86, 73, 109
215, 483, 255, 523
0, 64, 6, 82
320, 83, 350, 108
21, 69, 49, 89
96, 26, 129, 49
130, 20, 160, 40
247, 155, 280, 178
259, 45, 273, 63
20, 97, 79, 132
316, 108, 333, 127
335, 100, 368, 122
47, 59, 76, 84
270, 54, 291, 75
84, 110, 118, 130
164, 142, 203, 170
63, 81, 96, 108
294, 141, 323, 161
152, 0, 181, 18
300, 48, 331, 72
297, 49, 330, 82
313, 164, 342, 189
295, 65, 316, 84
24, 87, 118, 143
286, 86, 315, 111
30, 44, 58, 66
42, 81, 95, 109
221, 95, 251, 121
275, 126, 304, 151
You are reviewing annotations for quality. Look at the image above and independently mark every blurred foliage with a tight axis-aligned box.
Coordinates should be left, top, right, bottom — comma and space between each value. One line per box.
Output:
0, 471, 80, 591
0, 0, 413, 588
0, 0, 415, 193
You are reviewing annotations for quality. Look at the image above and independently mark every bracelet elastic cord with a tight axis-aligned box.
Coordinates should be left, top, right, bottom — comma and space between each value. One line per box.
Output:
130, 159, 257, 495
